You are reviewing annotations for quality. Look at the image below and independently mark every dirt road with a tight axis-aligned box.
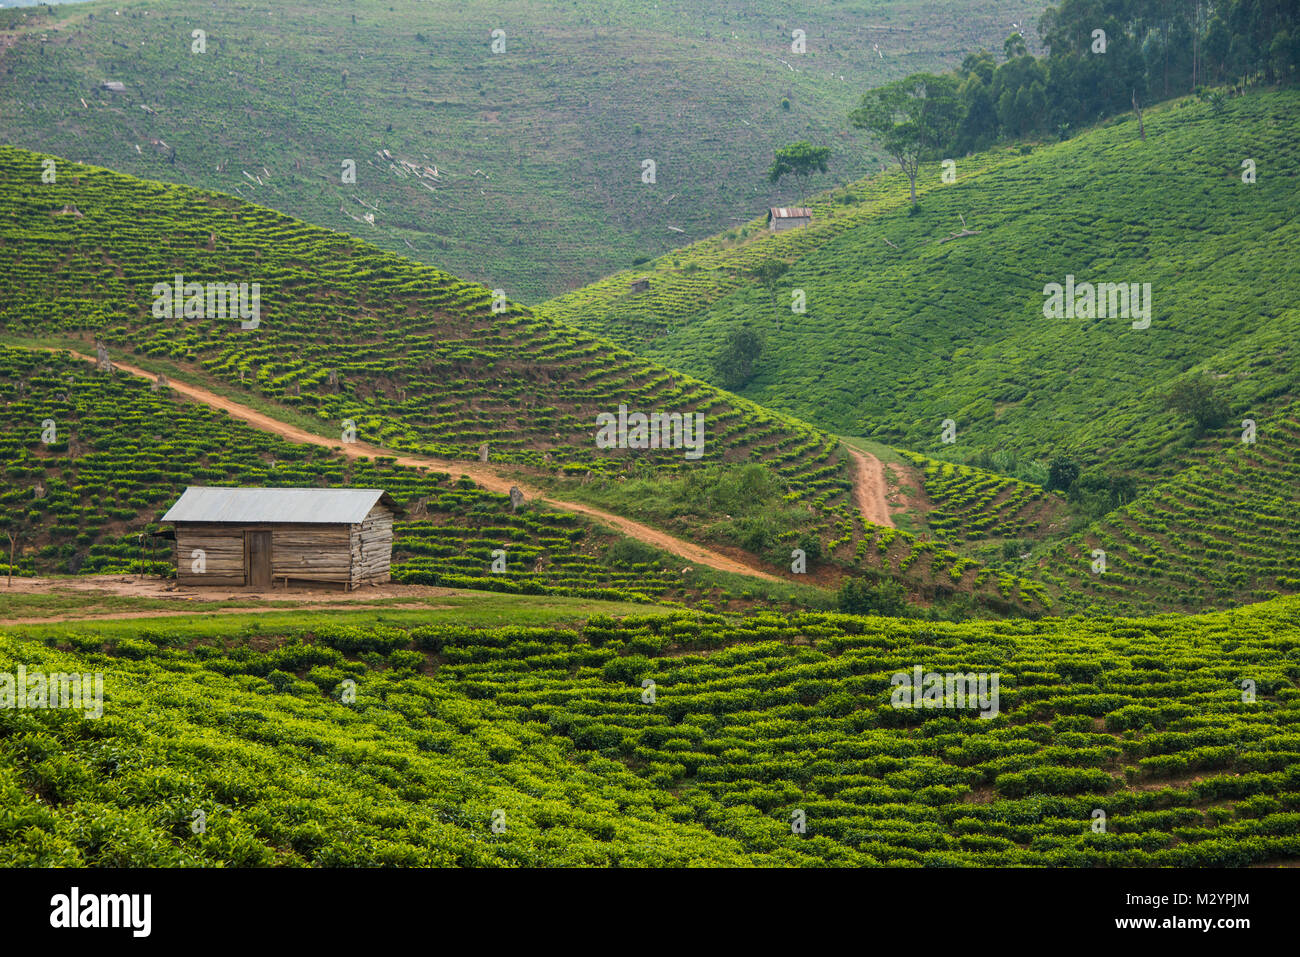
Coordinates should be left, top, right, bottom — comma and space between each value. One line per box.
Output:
0, 575, 461, 602
0, 604, 453, 627
0, 575, 466, 625
846, 447, 895, 528
55, 350, 781, 582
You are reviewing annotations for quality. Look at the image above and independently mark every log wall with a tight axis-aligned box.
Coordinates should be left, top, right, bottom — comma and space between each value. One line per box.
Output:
273, 525, 352, 582
174, 526, 247, 586
174, 522, 367, 587
350, 505, 394, 586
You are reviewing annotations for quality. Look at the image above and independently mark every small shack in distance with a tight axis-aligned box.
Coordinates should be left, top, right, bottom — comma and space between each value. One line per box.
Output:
162, 487, 399, 590
768, 207, 812, 232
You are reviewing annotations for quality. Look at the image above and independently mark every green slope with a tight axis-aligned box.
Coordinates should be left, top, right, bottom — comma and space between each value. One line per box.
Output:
3, 144, 1063, 613
895, 447, 1066, 543
4, 597, 1300, 866
0, 0, 1046, 302
0, 621, 765, 866
1035, 399, 1300, 615
540, 89, 1300, 484
0, 345, 775, 608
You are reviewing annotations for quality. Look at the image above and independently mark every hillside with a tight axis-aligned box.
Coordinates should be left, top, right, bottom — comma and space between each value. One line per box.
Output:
0, 146, 1065, 613
4, 0, 1300, 902
0, 0, 1044, 301
1034, 399, 1300, 615
0, 144, 851, 528
4, 596, 1300, 866
893, 447, 1065, 544
0, 345, 776, 609
540, 89, 1300, 485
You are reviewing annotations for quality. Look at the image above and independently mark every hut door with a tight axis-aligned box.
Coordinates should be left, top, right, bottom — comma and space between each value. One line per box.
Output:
245, 531, 272, 589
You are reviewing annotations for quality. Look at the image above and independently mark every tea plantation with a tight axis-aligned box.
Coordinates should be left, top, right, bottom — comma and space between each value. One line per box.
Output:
2, 146, 1074, 612
0, 345, 743, 608
1, 10, 1297, 876
1035, 399, 1300, 615
0, 145, 858, 551
541, 89, 1300, 487
896, 449, 1062, 544
3, 597, 1299, 866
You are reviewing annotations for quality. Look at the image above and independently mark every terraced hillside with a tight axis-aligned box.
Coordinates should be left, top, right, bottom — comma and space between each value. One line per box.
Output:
1036, 400, 1300, 615
0, 151, 1067, 613
0, 146, 859, 543
4, 596, 1299, 866
0, 0, 1043, 301
896, 449, 1063, 544
541, 89, 1300, 484
0, 345, 758, 608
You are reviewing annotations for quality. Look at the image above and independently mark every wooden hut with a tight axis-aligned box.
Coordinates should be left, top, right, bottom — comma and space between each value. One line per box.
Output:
162, 487, 399, 590
630, 277, 651, 293
767, 207, 812, 232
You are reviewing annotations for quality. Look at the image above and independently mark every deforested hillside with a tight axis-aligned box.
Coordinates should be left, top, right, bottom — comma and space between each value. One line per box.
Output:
5, 595, 1300, 866
540, 89, 1300, 485
0, 0, 1044, 301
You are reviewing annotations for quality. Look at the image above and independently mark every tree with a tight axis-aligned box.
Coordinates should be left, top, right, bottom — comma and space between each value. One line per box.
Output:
991, 54, 1050, 136
714, 326, 764, 391
960, 50, 997, 84
1165, 375, 1231, 433
850, 73, 960, 205
1003, 31, 1028, 60
1070, 469, 1139, 517
955, 73, 998, 151
1204, 15, 1230, 81
1046, 457, 1080, 493
768, 141, 831, 185
5, 529, 15, 588
748, 259, 790, 316
1, 509, 31, 586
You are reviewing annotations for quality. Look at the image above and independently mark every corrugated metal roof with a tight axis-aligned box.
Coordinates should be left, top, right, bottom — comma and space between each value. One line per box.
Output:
162, 487, 394, 524
769, 207, 812, 219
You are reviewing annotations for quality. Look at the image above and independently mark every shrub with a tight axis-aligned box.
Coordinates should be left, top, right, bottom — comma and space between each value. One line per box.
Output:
837, 577, 909, 617
602, 655, 653, 684
388, 649, 425, 672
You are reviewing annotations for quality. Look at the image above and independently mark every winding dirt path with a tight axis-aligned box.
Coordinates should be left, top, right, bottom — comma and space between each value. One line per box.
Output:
52, 350, 781, 582
846, 446, 895, 528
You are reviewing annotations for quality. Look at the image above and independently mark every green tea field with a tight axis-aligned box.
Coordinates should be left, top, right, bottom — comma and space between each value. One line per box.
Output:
3, 596, 1299, 866
1, 0, 1298, 902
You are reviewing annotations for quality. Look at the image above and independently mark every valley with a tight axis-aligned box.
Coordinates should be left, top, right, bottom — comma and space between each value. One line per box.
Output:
0, 0, 1297, 897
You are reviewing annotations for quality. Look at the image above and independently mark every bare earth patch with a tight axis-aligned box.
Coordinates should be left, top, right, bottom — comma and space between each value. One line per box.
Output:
0, 575, 460, 623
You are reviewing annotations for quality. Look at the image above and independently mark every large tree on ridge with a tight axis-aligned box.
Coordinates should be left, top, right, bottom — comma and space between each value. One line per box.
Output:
849, 73, 961, 206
